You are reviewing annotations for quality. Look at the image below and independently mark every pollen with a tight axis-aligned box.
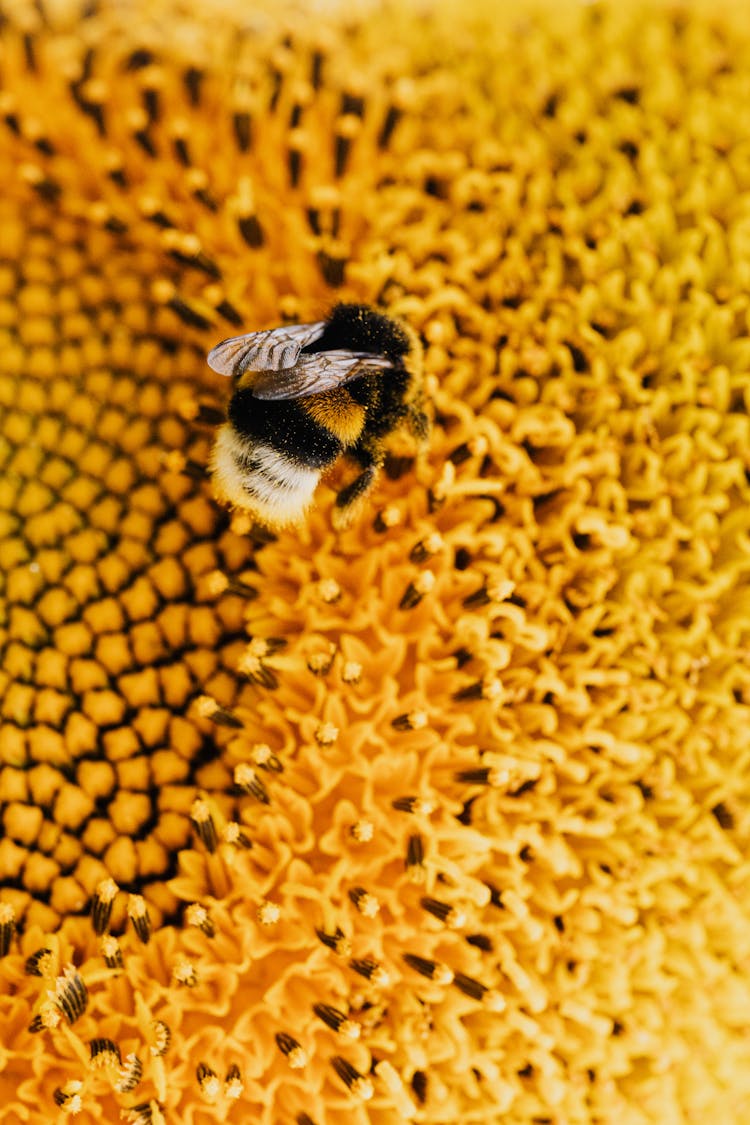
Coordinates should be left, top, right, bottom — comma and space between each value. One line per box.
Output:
3, 0, 750, 1123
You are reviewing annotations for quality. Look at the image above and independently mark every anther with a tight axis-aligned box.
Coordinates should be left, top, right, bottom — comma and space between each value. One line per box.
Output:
91, 877, 118, 935
452, 972, 488, 1001
173, 957, 197, 987
0, 903, 16, 956
53, 1082, 83, 1112
373, 505, 401, 532
237, 650, 278, 688
233, 764, 270, 804
399, 570, 435, 610
90, 1037, 121, 1068
349, 819, 374, 843
341, 661, 363, 684
204, 569, 258, 599
392, 796, 435, 815
150, 1021, 171, 1057
185, 904, 215, 937
348, 887, 380, 917
196, 695, 244, 728
224, 822, 253, 849
25, 948, 54, 977
191, 798, 218, 851
405, 833, 425, 879
197, 1063, 221, 1103
402, 953, 453, 984
316, 926, 351, 956
257, 900, 280, 925
349, 958, 391, 987
308, 644, 336, 676
409, 533, 444, 562
462, 578, 515, 609
224, 1064, 243, 1099
313, 1003, 360, 1039
452, 677, 503, 702
391, 710, 428, 731
330, 1056, 374, 1100
99, 935, 123, 969
122, 1100, 166, 1125
315, 722, 339, 746
420, 897, 467, 928
128, 895, 152, 943
275, 1032, 308, 1068
317, 577, 342, 603
250, 742, 283, 772
53, 966, 88, 1024
116, 1053, 144, 1092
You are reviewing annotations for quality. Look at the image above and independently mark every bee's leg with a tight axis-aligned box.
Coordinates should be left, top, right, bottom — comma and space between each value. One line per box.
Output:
332, 446, 382, 526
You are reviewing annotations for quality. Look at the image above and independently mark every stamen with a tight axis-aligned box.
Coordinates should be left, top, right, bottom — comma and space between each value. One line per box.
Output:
115, 1053, 144, 1093
399, 570, 435, 609
122, 1100, 165, 1125
308, 643, 336, 676
53, 1082, 83, 1112
195, 695, 244, 728
52, 965, 88, 1024
349, 819, 374, 843
191, 797, 218, 851
25, 948, 54, 977
128, 895, 152, 943
402, 953, 453, 984
313, 1003, 360, 1039
250, 742, 283, 772
463, 578, 515, 609
224, 1064, 243, 1099
173, 957, 197, 988
257, 900, 281, 925
185, 903, 215, 937
409, 533, 444, 562
0, 902, 16, 956
90, 1036, 121, 1065
99, 936, 123, 972
316, 926, 351, 956
391, 710, 428, 731
330, 1056, 374, 1100
149, 1021, 171, 1058
234, 764, 270, 804
341, 660, 363, 684
91, 877, 118, 935
405, 833, 426, 881
373, 505, 401, 532
224, 822, 253, 849
317, 577, 342, 603
315, 722, 339, 746
349, 958, 390, 986
420, 897, 466, 928
452, 676, 503, 702
197, 1063, 221, 1104
348, 887, 379, 916
392, 796, 435, 815
275, 1032, 308, 1068
452, 972, 488, 1001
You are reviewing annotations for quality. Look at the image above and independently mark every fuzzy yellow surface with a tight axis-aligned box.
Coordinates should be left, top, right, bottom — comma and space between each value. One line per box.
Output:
1, 0, 750, 1122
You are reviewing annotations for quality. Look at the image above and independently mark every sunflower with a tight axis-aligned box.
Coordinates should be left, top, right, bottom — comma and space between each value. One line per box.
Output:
2, 0, 750, 1122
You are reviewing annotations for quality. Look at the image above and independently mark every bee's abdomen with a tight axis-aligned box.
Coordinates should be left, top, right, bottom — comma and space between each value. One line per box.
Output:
210, 425, 322, 526
229, 393, 343, 468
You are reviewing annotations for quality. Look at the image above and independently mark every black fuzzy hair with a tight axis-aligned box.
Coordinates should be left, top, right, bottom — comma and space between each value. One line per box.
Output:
302, 303, 411, 364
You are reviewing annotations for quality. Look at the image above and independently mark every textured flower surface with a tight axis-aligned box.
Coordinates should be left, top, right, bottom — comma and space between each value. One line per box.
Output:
2, 0, 750, 1121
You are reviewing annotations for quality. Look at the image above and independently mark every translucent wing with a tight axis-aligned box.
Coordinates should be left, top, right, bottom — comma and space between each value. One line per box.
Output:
206, 321, 327, 377
251, 351, 393, 400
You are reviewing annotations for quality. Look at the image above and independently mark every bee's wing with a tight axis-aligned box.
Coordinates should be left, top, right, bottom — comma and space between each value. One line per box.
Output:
206, 320, 327, 377
251, 351, 393, 400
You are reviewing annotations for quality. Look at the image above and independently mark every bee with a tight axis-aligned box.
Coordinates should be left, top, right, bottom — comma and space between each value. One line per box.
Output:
206, 303, 428, 527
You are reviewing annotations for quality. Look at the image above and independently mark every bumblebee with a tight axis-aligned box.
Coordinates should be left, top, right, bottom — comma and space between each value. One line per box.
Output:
206, 303, 428, 527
